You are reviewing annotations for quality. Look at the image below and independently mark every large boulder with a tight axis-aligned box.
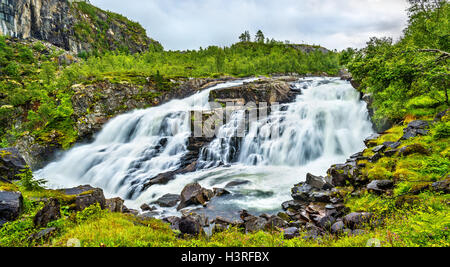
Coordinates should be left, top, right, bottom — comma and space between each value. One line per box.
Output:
0, 191, 23, 226
0, 148, 27, 181
60, 185, 106, 211
291, 182, 332, 203
179, 215, 204, 236
177, 183, 214, 210
367, 180, 394, 194
343, 212, 374, 230
33, 198, 61, 228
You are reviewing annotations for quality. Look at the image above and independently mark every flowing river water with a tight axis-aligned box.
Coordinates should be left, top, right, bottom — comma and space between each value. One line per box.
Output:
36, 77, 374, 219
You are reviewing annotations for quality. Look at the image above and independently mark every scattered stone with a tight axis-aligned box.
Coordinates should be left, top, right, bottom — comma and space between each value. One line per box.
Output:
306, 173, 333, 190
244, 216, 267, 233
0, 191, 23, 224
401, 120, 430, 140
105, 197, 124, 213
265, 215, 288, 230
281, 200, 307, 211
367, 180, 394, 194
138, 211, 159, 220
364, 134, 381, 146
33, 198, 61, 228
225, 179, 250, 188
331, 221, 345, 234
343, 212, 373, 229
153, 194, 180, 208
283, 227, 299, 239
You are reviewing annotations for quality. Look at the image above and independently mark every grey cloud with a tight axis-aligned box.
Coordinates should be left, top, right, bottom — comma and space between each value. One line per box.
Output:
90, 0, 409, 51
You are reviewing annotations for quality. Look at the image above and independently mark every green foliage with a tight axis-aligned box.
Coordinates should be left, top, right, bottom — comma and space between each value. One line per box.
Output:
348, 1, 449, 125
16, 167, 47, 191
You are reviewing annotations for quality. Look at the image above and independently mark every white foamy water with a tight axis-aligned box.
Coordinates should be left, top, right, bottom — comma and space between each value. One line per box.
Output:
37, 77, 373, 216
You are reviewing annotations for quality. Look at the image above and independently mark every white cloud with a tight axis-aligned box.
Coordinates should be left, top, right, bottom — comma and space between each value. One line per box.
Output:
90, 0, 409, 51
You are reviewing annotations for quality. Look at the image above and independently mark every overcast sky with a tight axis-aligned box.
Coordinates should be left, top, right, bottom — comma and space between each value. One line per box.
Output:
90, 0, 409, 51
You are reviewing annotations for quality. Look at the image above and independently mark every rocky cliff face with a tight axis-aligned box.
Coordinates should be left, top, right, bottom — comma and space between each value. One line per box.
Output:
2, 0, 160, 54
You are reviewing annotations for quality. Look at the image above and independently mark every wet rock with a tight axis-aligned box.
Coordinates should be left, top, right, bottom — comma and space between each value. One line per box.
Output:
283, 227, 300, 239
401, 120, 430, 140
0, 191, 23, 225
277, 212, 291, 222
153, 194, 180, 208
213, 188, 231, 197
225, 179, 250, 188
177, 183, 214, 210
179, 216, 204, 236
140, 203, 156, 212
0, 148, 27, 181
306, 173, 333, 190
343, 212, 373, 229
367, 180, 394, 194
105, 197, 124, 213
61, 185, 106, 211
33, 198, 61, 228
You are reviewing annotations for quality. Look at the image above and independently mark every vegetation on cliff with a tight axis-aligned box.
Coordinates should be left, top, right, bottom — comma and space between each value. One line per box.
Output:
348, 0, 449, 129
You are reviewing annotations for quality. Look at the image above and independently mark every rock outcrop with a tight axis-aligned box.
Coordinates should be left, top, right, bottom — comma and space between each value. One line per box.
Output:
3, 0, 160, 55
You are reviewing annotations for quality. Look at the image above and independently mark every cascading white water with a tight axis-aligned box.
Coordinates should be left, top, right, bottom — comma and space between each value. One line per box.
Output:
36, 78, 257, 199
37, 77, 373, 217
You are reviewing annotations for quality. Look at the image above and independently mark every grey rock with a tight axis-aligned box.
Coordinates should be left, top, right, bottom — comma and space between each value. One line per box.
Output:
177, 183, 214, 210
343, 212, 374, 229
179, 216, 204, 236
0, 191, 23, 223
29, 227, 57, 241
153, 194, 180, 208
372, 145, 386, 153
283, 227, 299, 239
0, 148, 27, 181
105, 197, 124, 213
306, 173, 333, 190
61, 185, 106, 211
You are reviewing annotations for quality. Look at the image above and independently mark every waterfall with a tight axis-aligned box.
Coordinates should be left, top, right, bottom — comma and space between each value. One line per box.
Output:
37, 77, 373, 216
